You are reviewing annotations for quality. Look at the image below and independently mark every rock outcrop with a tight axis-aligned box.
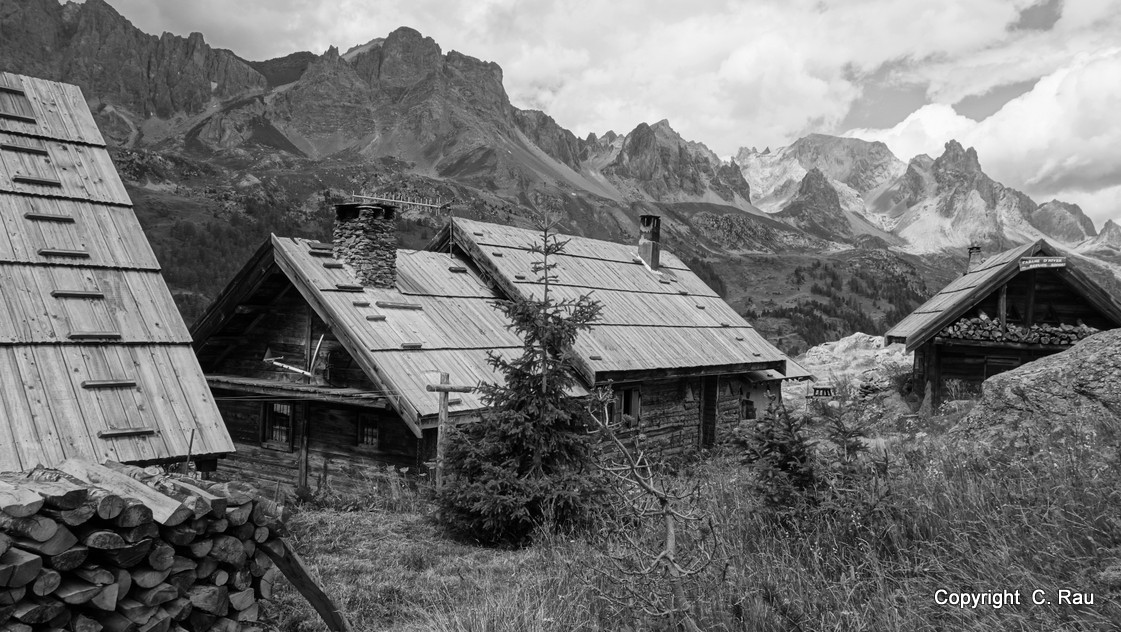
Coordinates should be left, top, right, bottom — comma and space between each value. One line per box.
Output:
603, 120, 751, 203
774, 168, 851, 240
1030, 200, 1098, 243
955, 329, 1121, 461
782, 134, 906, 195
0, 0, 266, 119
1081, 219, 1121, 254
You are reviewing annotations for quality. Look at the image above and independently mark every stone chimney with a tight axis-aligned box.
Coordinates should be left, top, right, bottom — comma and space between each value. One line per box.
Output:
965, 244, 982, 275
638, 215, 661, 270
333, 203, 397, 288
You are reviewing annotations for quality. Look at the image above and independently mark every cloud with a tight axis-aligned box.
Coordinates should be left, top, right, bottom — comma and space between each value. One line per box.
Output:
99, 0, 1112, 152
92, 0, 1121, 222
848, 47, 1121, 225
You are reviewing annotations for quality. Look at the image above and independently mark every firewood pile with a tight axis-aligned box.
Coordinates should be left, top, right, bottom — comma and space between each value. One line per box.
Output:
0, 459, 288, 632
940, 314, 1100, 345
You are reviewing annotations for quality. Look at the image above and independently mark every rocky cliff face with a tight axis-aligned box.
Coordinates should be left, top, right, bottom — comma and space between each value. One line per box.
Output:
774, 168, 851, 240
0, 0, 265, 121
602, 120, 751, 204
783, 134, 906, 194
513, 110, 583, 171
1031, 200, 1098, 243
5, 0, 1115, 299
879, 141, 1045, 253
1080, 219, 1121, 254
954, 329, 1121, 463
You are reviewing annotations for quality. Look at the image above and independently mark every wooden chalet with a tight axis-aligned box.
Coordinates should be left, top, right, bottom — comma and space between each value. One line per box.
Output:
192, 207, 811, 494
0, 72, 234, 472
885, 239, 1121, 407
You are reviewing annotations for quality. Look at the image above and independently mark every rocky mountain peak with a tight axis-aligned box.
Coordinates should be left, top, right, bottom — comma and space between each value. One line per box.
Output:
1081, 218, 1121, 253
934, 140, 983, 178
785, 133, 907, 194
1031, 200, 1098, 243
774, 167, 850, 240
602, 120, 750, 203
377, 26, 443, 88
931, 139, 997, 217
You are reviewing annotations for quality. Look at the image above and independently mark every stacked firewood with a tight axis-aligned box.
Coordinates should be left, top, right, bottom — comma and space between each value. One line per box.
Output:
940, 314, 1100, 345
0, 459, 287, 632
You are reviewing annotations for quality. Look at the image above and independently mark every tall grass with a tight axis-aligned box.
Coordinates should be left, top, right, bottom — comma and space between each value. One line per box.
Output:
267, 431, 1121, 631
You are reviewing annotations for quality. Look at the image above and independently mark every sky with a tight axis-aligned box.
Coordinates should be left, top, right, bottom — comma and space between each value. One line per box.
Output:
96, 0, 1121, 226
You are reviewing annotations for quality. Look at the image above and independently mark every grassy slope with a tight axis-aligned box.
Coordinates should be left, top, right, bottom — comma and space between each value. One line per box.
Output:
264, 424, 1121, 631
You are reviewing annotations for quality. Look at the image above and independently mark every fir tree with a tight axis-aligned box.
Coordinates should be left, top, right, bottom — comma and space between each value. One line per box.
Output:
437, 217, 603, 545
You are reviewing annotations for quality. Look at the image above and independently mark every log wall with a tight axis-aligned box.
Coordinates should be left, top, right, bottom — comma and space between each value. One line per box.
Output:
214, 394, 426, 498
608, 375, 775, 456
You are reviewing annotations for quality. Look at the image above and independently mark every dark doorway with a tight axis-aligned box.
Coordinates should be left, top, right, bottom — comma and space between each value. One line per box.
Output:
700, 376, 717, 448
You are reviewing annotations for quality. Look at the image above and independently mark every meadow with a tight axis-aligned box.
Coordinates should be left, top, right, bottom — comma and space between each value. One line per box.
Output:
263, 411, 1121, 632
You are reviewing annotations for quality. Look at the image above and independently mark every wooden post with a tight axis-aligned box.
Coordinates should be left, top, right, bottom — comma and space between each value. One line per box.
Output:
425, 377, 476, 490
1024, 270, 1037, 326
298, 305, 313, 489
436, 373, 449, 489
998, 284, 1008, 330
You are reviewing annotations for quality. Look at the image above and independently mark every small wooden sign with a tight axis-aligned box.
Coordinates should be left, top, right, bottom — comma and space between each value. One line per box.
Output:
1020, 256, 1066, 271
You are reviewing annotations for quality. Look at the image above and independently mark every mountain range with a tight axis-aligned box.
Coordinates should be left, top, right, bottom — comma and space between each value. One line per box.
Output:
2, 0, 1117, 353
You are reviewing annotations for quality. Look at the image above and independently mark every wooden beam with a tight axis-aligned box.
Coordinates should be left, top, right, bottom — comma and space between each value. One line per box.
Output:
998, 284, 1007, 329
595, 360, 785, 384
435, 373, 449, 489
96, 428, 156, 439
1024, 270, 1037, 326
25, 212, 73, 222
426, 384, 476, 393
933, 336, 1070, 352
3, 144, 49, 156
189, 241, 276, 350
930, 343, 943, 410
260, 538, 352, 632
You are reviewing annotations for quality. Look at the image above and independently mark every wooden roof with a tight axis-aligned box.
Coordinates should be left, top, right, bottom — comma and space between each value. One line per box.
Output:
885, 239, 1121, 352
0, 72, 234, 472
194, 216, 813, 434
435, 218, 796, 382
269, 237, 525, 432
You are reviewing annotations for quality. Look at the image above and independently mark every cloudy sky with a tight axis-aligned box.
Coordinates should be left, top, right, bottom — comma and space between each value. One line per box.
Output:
100, 0, 1121, 225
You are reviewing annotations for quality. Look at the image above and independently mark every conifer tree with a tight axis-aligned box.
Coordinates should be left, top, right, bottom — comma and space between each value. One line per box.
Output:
437, 217, 603, 545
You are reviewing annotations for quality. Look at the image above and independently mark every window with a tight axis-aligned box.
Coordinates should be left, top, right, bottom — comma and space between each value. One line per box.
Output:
357, 412, 380, 450
616, 387, 641, 425
740, 398, 757, 420
261, 403, 293, 451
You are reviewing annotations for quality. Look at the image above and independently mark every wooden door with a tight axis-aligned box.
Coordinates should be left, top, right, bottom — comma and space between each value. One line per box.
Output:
700, 376, 717, 448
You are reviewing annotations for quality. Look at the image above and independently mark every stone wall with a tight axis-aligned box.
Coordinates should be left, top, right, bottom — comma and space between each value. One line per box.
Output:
332, 203, 397, 288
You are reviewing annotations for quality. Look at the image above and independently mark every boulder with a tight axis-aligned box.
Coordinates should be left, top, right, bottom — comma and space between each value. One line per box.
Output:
954, 329, 1121, 462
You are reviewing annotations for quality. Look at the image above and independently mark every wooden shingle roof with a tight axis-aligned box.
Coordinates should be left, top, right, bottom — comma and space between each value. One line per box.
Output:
270, 238, 529, 433
0, 72, 234, 472
885, 239, 1121, 352
437, 218, 796, 382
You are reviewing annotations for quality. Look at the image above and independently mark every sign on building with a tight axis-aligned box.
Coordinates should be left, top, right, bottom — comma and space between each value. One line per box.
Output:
1019, 256, 1066, 271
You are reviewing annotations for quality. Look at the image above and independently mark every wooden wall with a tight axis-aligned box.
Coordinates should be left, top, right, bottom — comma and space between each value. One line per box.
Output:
213, 389, 429, 498
915, 267, 1118, 407
610, 375, 774, 456
972, 268, 1114, 328
201, 276, 378, 391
